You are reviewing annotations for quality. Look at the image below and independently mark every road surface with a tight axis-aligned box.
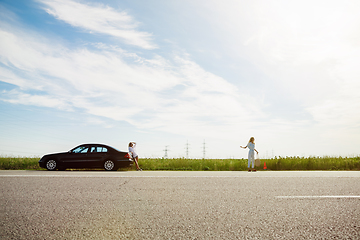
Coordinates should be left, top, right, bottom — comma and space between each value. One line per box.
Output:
1, 170, 359, 239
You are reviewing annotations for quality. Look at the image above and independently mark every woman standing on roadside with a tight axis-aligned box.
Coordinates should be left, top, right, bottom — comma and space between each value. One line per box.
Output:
129, 142, 142, 171
240, 137, 259, 172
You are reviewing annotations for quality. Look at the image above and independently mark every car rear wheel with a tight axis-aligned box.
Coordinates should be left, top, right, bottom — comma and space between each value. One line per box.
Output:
46, 160, 57, 171
104, 160, 117, 171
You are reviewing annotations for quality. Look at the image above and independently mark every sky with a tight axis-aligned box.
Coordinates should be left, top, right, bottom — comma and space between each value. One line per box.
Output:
1, 0, 360, 159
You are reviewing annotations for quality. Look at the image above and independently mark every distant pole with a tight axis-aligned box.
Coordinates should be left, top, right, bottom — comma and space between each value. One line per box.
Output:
164, 145, 169, 158
202, 140, 206, 159
185, 140, 190, 159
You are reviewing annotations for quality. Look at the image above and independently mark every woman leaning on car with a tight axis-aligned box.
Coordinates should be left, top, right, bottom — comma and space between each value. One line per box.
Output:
129, 142, 142, 171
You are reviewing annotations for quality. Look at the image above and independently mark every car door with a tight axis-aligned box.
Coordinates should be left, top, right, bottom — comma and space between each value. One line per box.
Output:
88, 146, 108, 167
63, 145, 90, 168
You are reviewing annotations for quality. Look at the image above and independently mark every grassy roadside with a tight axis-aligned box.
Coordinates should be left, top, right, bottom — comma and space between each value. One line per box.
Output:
0, 156, 43, 170
136, 156, 360, 171
1, 156, 359, 171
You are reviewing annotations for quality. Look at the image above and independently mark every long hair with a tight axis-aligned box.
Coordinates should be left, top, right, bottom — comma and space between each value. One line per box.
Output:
128, 142, 133, 147
249, 137, 255, 143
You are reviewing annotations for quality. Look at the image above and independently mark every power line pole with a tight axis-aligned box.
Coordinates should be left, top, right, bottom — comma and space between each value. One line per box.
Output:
185, 140, 190, 159
163, 145, 169, 158
202, 139, 206, 159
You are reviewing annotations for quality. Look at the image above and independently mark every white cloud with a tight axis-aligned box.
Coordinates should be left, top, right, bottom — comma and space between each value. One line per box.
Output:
0, 23, 260, 140
1, 89, 71, 110
0, 67, 32, 89
38, 0, 157, 49
190, 0, 360, 127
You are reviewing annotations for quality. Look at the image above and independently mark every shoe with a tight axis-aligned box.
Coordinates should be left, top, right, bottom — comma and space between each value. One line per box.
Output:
248, 169, 251, 172
137, 168, 142, 171
252, 169, 256, 172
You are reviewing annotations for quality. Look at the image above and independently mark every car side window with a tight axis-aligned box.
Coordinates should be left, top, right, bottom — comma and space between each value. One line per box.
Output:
72, 146, 89, 153
90, 147, 97, 153
95, 147, 108, 153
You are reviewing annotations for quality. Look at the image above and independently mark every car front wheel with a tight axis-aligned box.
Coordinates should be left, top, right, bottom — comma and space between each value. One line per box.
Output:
104, 160, 117, 171
46, 160, 57, 171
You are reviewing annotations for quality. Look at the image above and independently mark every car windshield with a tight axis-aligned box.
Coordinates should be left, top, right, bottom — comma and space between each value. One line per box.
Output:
72, 146, 89, 153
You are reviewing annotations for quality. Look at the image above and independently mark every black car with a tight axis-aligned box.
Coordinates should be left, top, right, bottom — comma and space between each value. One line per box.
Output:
39, 144, 133, 171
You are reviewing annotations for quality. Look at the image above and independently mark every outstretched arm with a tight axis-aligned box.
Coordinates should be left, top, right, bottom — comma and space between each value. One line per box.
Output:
240, 145, 247, 149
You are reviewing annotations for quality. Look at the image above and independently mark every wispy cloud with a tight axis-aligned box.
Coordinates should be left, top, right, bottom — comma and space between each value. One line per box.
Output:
0, 22, 260, 138
38, 0, 157, 49
1, 89, 71, 110
192, 0, 360, 128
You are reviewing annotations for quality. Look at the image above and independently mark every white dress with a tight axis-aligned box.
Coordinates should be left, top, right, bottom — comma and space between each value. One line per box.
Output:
247, 142, 255, 168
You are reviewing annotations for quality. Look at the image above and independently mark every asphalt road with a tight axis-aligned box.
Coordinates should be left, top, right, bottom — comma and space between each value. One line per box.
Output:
1, 170, 359, 239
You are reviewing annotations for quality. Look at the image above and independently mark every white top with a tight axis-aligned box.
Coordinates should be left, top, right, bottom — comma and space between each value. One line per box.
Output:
129, 146, 138, 158
247, 142, 255, 152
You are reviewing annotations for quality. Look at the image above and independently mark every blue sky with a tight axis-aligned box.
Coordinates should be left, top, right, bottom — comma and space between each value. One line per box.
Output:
1, 0, 359, 158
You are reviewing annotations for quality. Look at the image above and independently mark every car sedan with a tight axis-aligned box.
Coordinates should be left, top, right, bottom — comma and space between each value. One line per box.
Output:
39, 144, 133, 171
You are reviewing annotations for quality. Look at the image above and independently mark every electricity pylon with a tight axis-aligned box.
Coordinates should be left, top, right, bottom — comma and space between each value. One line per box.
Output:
163, 145, 169, 158
185, 140, 190, 159
202, 140, 207, 159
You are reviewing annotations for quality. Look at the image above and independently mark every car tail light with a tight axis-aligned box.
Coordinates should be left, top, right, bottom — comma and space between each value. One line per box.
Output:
124, 153, 131, 159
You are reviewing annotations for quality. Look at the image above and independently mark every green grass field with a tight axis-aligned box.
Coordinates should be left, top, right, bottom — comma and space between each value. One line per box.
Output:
136, 156, 360, 171
0, 156, 359, 171
0, 156, 42, 170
